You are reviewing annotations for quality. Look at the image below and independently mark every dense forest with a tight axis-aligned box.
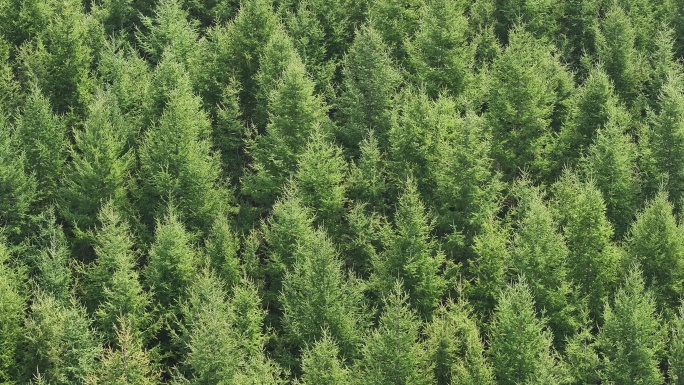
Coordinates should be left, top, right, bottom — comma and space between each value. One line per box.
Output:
4, 0, 684, 383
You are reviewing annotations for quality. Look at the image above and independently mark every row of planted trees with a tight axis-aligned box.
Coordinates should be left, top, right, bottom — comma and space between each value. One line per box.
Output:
3, 0, 684, 383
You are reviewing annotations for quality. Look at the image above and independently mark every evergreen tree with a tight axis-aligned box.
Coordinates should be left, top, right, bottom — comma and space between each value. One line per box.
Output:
492, 0, 561, 44
59, 90, 133, 236
203, 215, 240, 290
0, 114, 36, 241
552, 171, 621, 319
564, 312, 600, 385
84, 202, 150, 345
425, 300, 494, 385
294, 127, 347, 232
583, 109, 640, 238
557, 0, 600, 71
31, 210, 72, 302
641, 74, 684, 206
367, 0, 421, 63
598, 266, 664, 385
138, 79, 229, 235
23, 293, 102, 385
136, 0, 198, 64
87, 317, 160, 385
510, 183, 575, 340
0, 241, 25, 384
406, 0, 472, 98
669, 303, 684, 385
299, 333, 351, 385
488, 278, 565, 385
336, 25, 402, 153
242, 57, 328, 209
357, 282, 433, 385
144, 208, 196, 314
347, 130, 390, 214
373, 179, 445, 318
13, 86, 68, 205
595, 3, 646, 106
280, 228, 366, 359
626, 192, 684, 312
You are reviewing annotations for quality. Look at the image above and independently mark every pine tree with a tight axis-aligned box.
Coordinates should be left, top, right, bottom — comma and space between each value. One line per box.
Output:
552, 171, 621, 319
626, 192, 684, 312
299, 333, 351, 385
138, 79, 229, 235
425, 300, 494, 385
336, 25, 402, 153
136, 0, 198, 64
595, 3, 645, 106
13, 85, 68, 205
242, 57, 328, 209
31, 210, 72, 302
348, 130, 390, 214
367, 0, 421, 63
203, 215, 240, 290
510, 183, 575, 340
641, 74, 684, 206
405, 0, 472, 98
144, 208, 196, 314
59, 90, 133, 236
357, 282, 433, 385
0, 113, 36, 241
582, 109, 640, 238
0, 241, 25, 383
564, 311, 600, 385
84, 202, 150, 346
294, 127, 347, 233
488, 277, 565, 385
373, 179, 445, 318
492, 0, 561, 44
87, 317, 160, 385
598, 266, 664, 385
23, 293, 102, 385
280, 228, 366, 359
669, 303, 684, 385
557, 0, 600, 71
487, 26, 570, 181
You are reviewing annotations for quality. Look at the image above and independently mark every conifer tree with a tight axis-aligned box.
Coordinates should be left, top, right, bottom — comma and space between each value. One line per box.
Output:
13, 86, 68, 205
626, 192, 684, 312
510, 184, 575, 339
564, 312, 600, 385
23, 293, 102, 385
0, 114, 36, 241
294, 127, 347, 233
0, 38, 19, 114
583, 110, 640, 238
88, 317, 159, 385
242, 57, 328, 209
31, 210, 72, 302
641, 74, 684, 206
670, 303, 684, 385
373, 179, 445, 318
203, 215, 240, 290
425, 300, 494, 385
136, 0, 198, 64
598, 266, 664, 385
552, 171, 621, 319
348, 130, 389, 214
336, 25, 402, 153
60, 91, 133, 236
299, 333, 351, 385
138, 79, 228, 235
357, 282, 433, 385
488, 278, 565, 385
466, 214, 510, 317
558, 0, 600, 71
367, 0, 421, 63
0, 241, 25, 384
280, 228, 366, 359
406, 0, 472, 98
595, 3, 645, 105
492, 0, 561, 44
487, 26, 570, 180
84, 202, 150, 345
144, 208, 196, 314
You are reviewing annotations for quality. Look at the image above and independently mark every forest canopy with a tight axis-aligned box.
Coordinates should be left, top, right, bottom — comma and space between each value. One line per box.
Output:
1, 0, 684, 384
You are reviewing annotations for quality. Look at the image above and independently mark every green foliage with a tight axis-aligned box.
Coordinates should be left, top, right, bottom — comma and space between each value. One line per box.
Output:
357, 282, 433, 385
136, 0, 198, 64
0, 242, 25, 384
367, 0, 422, 63
31, 210, 72, 302
669, 303, 684, 385
347, 131, 389, 214
626, 192, 684, 312
280, 228, 366, 359
598, 266, 664, 385
203, 215, 240, 290
298, 333, 350, 385
564, 312, 600, 385
425, 300, 494, 385
488, 277, 566, 385
373, 179, 445, 318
